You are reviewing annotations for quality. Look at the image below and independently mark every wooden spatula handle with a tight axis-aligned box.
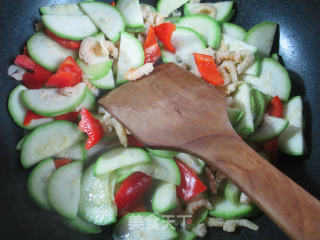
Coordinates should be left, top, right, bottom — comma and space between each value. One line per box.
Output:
181, 135, 320, 240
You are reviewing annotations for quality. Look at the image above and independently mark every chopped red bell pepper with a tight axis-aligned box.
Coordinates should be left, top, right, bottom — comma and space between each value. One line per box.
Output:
46, 71, 80, 87
44, 29, 81, 50
23, 110, 47, 126
22, 64, 52, 89
55, 112, 79, 122
54, 158, 72, 169
193, 53, 224, 86
127, 135, 145, 147
176, 159, 207, 201
57, 56, 82, 76
268, 96, 283, 118
79, 108, 104, 149
111, 1, 116, 6
144, 26, 161, 64
118, 200, 147, 218
14, 55, 36, 71
115, 171, 152, 211
154, 23, 176, 53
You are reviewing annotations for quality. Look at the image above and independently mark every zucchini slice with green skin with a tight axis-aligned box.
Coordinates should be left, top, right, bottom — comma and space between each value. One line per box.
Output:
79, 2, 125, 42
175, 152, 205, 174
279, 96, 307, 155
8, 85, 53, 129
234, 83, 255, 138
16, 135, 26, 150
61, 216, 102, 234
176, 15, 221, 49
152, 182, 178, 213
271, 53, 279, 61
244, 60, 261, 77
224, 180, 241, 205
21, 83, 87, 117
247, 114, 289, 143
242, 58, 291, 101
48, 161, 82, 219
116, 0, 144, 29
209, 195, 256, 219
27, 32, 75, 71
221, 34, 258, 56
55, 142, 87, 161
126, 26, 145, 33
227, 107, 244, 127
113, 212, 178, 240
116, 154, 181, 186
42, 15, 98, 41
222, 22, 246, 41
157, 0, 188, 16
147, 148, 178, 158
251, 88, 266, 128
245, 22, 277, 57
75, 89, 96, 112
95, 147, 151, 176
77, 59, 113, 81
89, 67, 115, 90
177, 230, 197, 240
40, 3, 84, 15
21, 121, 84, 168
78, 164, 117, 226
116, 31, 144, 84
27, 158, 56, 211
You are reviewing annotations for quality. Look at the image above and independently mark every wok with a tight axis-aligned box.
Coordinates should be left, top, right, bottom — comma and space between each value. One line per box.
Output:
0, 0, 319, 239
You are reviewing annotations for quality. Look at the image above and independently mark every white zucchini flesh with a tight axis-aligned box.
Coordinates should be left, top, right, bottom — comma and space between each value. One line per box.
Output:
89, 66, 115, 90
157, 0, 188, 16
175, 152, 205, 174
221, 34, 258, 56
61, 216, 102, 234
279, 96, 306, 155
42, 15, 98, 41
245, 22, 277, 57
8, 85, 53, 130
247, 115, 289, 143
234, 84, 255, 138
75, 89, 96, 112
27, 32, 75, 71
48, 161, 82, 219
79, 2, 125, 42
177, 15, 221, 49
21, 83, 87, 117
55, 142, 87, 161
95, 147, 151, 176
113, 212, 178, 240
222, 22, 247, 41
21, 121, 84, 168
27, 158, 56, 211
40, 3, 84, 15
116, 31, 144, 84
116, 0, 144, 29
77, 59, 113, 81
242, 58, 291, 101
78, 165, 117, 226
152, 182, 178, 213
244, 60, 261, 77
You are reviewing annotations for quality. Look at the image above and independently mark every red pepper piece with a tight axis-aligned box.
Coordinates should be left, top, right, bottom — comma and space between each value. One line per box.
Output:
54, 158, 72, 169
176, 159, 207, 201
57, 56, 82, 76
55, 112, 79, 122
193, 53, 224, 86
115, 171, 152, 211
22, 64, 52, 89
23, 110, 47, 126
154, 23, 176, 53
14, 55, 36, 71
144, 26, 161, 64
79, 108, 104, 149
44, 29, 81, 50
268, 96, 283, 118
111, 1, 116, 6
46, 71, 80, 87
127, 135, 145, 147
118, 200, 147, 218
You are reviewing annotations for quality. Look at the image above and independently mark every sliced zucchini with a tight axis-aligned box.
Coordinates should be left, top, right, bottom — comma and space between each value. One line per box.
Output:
78, 164, 117, 225
161, 49, 179, 63
16, 135, 26, 150
221, 34, 258, 56
242, 58, 291, 101
8, 85, 53, 130
224, 180, 241, 205
279, 96, 306, 155
147, 148, 178, 158
89, 67, 115, 90
251, 88, 266, 128
116, 0, 144, 29
55, 142, 87, 161
209, 195, 256, 219
113, 212, 178, 240
176, 15, 221, 49
271, 53, 279, 61
116, 31, 144, 84
244, 60, 261, 77
165, 17, 181, 24
77, 59, 112, 81
140, 3, 157, 13
175, 152, 205, 174
27, 158, 56, 210
61, 216, 102, 234
79, 2, 125, 42
152, 182, 178, 213
21, 121, 84, 168
248, 115, 289, 142
245, 22, 277, 57
126, 26, 145, 33
42, 15, 98, 41
40, 3, 84, 15
27, 32, 75, 71
227, 107, 244, 127
157, 0, 188, 16
21, 83, 87, 117
75, 89, 96, 112
48, 161, 82, 219
95, 147, 151, 176
222, 22, 246, 41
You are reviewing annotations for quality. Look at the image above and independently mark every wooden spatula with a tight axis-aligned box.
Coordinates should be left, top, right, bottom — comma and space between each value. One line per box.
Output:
99, 63, 320, 240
